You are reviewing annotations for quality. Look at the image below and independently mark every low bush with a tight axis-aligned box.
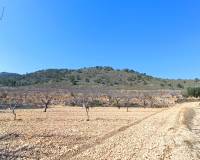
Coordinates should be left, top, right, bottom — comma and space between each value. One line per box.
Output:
187, 87, 200, 98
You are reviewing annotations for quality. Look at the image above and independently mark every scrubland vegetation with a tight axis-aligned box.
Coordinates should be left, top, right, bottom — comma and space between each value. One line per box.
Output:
0, 67, 198, 90
186, 87, 200, 98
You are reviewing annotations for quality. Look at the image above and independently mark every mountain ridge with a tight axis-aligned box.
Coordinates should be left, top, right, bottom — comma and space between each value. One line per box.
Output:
0, 66, 198, 90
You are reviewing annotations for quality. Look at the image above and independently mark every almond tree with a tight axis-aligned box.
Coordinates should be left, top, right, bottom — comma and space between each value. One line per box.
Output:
71, 93, 91, 121
142, 95, 148, 108
125, 97, 131, 112
0, 91, 17, 119
0, 91, 8, 109
41, 93, 53, 112
121, 96, 133, 112
112, 97, 121, 109
0, 91, 23, 120
10, 93, 24, 120
9, 99, 17, 120
82, 97, 90, 121
79, 95, 91, 121
144, 95, 167, 108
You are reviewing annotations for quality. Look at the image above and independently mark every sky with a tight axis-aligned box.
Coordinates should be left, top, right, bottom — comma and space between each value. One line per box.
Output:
0, 0, 200, 79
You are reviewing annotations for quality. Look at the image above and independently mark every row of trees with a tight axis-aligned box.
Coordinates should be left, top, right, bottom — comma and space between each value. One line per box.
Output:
0, 91, 54, 120
0, 89, 172, 121
66, 93, 170, 119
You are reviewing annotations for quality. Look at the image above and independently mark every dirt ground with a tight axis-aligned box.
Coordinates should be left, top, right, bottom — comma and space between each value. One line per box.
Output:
0, 103, 200, 160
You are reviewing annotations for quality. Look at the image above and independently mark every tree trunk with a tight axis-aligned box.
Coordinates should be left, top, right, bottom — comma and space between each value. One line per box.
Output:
126, 106, 129, 112
85, 107, 89, 121
143, 100, 145, 107
117, 100, 120, 109
12, 107, 16, 120
44, 104, 48, 112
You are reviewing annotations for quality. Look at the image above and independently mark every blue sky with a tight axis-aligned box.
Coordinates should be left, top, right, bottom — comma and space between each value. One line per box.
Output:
0, 0, 200, 79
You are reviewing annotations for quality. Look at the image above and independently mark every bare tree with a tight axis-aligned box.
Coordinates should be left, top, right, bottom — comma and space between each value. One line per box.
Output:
142, 95, 149, 108
10, 93, 24, 120
23, 92, 28, 104
71, 93, 91, 121
112, 97, 121, 109
0, 90, 8, 109
82, 99, 90, 121
9, 101, 17, 120
80, 95, 91, 121
124, 97, 132, 112
41, 93, 53, 112
0, 91, 16, 119
144, 95, 168, 108
0, 91, 23, 120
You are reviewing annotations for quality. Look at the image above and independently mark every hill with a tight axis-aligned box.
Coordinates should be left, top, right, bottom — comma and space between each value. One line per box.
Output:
0, 72, 21, 78
0, 66, 198, 90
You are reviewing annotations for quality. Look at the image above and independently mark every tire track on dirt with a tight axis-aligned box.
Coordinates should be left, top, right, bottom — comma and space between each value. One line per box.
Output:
60, 108, 168, 160
87, 106, 176, 160
139, 103, 199, 160
160, 107, 196, 159
134, 108, 175, 160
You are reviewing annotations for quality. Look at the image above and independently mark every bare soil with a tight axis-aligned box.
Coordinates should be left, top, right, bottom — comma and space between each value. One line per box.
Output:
0, 103, 200, 160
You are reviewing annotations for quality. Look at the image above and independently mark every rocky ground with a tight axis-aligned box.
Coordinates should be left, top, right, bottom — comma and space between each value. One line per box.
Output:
0, 103, 200, 160
70, 102, 200, 160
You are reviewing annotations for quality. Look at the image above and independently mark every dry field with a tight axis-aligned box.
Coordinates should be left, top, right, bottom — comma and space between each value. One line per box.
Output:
0, 103, 200, 160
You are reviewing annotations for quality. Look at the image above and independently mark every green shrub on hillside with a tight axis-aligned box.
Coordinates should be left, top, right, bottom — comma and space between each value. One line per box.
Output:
177, 83, 184, 89
187, 87, 200, 97
160, 83, 165, 87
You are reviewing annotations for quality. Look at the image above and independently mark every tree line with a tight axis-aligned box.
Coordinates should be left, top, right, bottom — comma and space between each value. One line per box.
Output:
0, 89, 172, 121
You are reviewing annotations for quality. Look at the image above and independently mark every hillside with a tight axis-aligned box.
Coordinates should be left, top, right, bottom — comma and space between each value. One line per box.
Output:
0, 66, 198, 90
0, 72, 21, 78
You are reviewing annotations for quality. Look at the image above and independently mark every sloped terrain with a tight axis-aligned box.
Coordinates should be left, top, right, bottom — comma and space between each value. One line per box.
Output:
0, 67, 196, 90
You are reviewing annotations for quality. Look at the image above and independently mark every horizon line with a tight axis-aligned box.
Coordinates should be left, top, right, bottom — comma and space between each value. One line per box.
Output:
0, 66, 198, 81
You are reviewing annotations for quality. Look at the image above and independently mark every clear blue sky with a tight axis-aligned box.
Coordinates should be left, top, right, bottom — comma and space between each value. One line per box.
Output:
1, 0, 200, 79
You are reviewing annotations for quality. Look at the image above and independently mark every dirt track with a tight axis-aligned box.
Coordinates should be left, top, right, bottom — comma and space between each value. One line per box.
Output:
70, 102, 200, 160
